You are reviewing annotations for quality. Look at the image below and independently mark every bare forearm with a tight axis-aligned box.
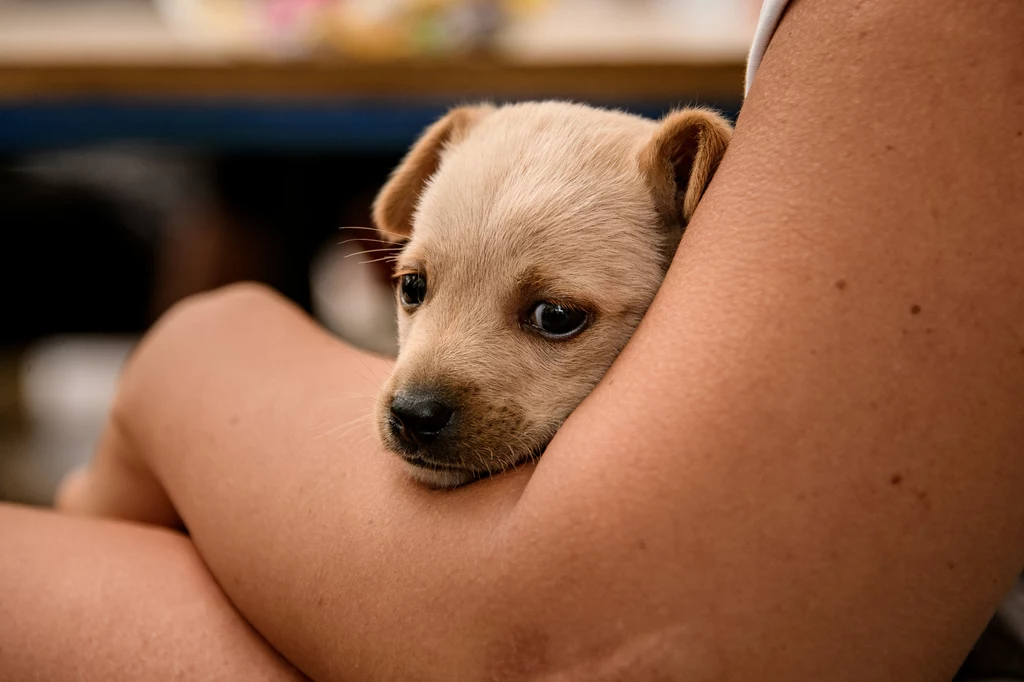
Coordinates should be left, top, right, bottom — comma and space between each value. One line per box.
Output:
0, 503, 307, 682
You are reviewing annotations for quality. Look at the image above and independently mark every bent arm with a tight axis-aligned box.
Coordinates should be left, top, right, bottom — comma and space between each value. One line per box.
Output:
86, 0, 1024, 679
0, 503, 307, 681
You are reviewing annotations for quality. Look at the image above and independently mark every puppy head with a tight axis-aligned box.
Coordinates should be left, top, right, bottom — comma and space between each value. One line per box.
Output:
373, 102, 731, 487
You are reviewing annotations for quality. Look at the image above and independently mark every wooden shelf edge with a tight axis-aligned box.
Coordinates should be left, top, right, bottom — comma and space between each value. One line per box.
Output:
0, 58, 746, 102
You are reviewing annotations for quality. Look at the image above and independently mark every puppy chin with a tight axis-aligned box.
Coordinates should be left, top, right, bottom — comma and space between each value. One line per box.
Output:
403, 439, 548, 489
376, 425, 478, 488
402, 460, 478, 489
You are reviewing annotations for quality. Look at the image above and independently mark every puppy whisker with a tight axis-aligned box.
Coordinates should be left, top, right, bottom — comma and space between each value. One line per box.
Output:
350, 431, 378, 451
356, 358, 393, 384
345, 247, 405, 259
338, 225, 407, 241
312, 412, 375, 441
325, 419, 375, 444
337, 237, 402, 247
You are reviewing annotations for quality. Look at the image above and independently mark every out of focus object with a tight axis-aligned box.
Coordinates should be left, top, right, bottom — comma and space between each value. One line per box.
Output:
322, 0, 508, 59
499, 0, 760, 62
155, 0, 536, 58
0, 0, 753, 104
0, 336, 135, 504
0, 0, 247, 61
155, 0, 265, 52
310, 238, 398, 356
151, 0, 758, 59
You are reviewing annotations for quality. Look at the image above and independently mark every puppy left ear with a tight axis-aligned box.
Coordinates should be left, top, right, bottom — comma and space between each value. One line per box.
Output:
373, 104, 494, 243
639, 108, 733, 230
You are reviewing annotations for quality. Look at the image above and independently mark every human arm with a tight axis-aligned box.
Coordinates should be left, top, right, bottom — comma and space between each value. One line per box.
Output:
59, 0, 1024, 679
0, 503, 308, 681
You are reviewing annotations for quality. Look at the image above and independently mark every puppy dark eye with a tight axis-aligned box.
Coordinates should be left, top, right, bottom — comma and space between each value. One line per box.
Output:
527, 302, 589, 339
399, 273, 427, 308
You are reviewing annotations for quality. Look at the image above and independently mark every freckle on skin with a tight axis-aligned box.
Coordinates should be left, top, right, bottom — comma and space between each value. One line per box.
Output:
885, 144, 894, 152
891, 474, 903, 486
910, 304, 922, 315
947, 562, 956, 570
835, 279, 847, 291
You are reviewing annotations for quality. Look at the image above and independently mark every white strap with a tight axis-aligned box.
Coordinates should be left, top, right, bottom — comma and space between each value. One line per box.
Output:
745, 0, 792, 96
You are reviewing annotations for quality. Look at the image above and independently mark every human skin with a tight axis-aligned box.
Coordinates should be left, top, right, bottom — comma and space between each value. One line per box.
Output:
0, 503, 308, 681
4, 0, 1024, 679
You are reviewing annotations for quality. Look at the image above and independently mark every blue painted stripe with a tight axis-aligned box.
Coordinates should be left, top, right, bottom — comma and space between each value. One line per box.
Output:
0, 98, 739, 152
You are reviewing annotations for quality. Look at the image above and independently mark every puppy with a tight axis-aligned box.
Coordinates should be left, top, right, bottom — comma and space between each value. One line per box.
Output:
373, 101, 731, 488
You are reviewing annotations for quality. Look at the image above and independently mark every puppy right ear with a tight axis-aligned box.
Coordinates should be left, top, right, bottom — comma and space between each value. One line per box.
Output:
639, 108, 732, 231
372, 105, 493, 242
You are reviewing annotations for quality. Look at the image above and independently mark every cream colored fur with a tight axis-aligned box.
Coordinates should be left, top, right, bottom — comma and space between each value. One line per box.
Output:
373, 101, 731, 487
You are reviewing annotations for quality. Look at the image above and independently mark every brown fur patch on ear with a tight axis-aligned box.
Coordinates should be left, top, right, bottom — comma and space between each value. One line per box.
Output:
639, 108, 732, 230
372, 104, 494, 242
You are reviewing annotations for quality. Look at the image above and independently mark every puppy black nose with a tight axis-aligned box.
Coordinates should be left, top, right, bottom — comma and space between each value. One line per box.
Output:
389, 393, 455, 446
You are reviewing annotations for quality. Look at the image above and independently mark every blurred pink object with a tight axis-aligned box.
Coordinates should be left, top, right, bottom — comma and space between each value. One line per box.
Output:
266, 0, 327, 29
262, 0, 331, 52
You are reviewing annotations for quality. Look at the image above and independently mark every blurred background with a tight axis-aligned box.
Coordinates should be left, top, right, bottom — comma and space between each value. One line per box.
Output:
0, 0, 760, 505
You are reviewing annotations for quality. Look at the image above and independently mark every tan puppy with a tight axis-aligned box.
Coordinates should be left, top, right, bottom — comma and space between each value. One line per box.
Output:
373, 101, 731, 488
